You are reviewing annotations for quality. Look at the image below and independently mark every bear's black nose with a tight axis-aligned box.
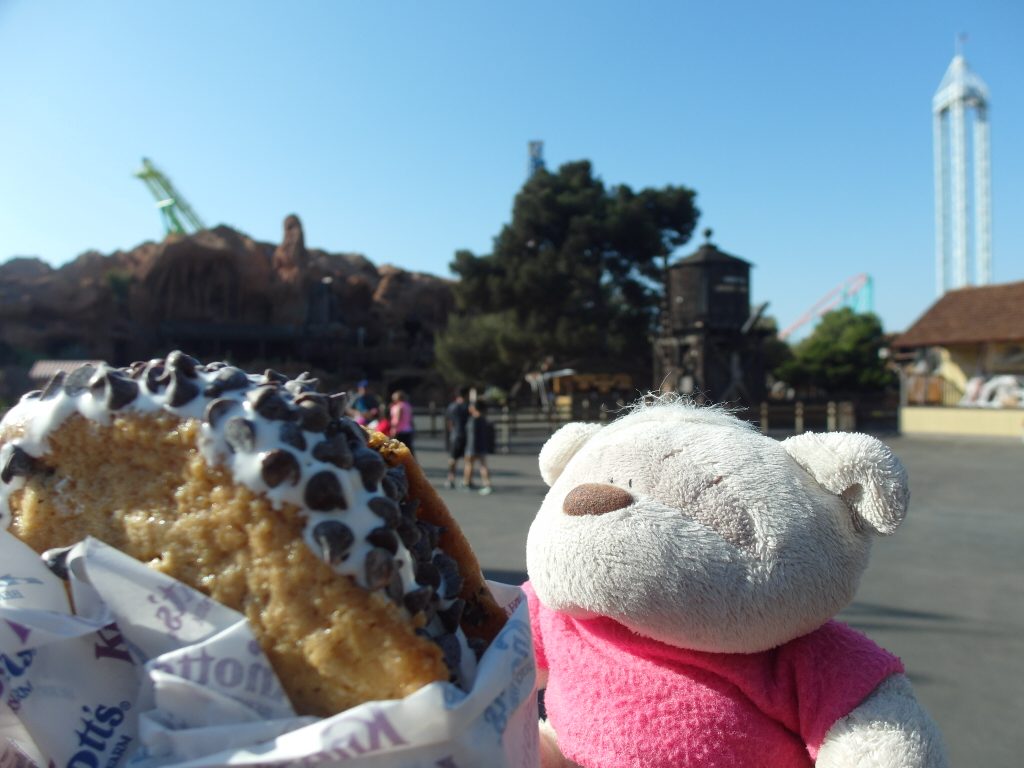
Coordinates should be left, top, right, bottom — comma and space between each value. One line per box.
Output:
562, 483, 634, 517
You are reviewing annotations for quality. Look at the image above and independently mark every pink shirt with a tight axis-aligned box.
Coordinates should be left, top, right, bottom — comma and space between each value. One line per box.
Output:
389, 400, 413, 434
523, 581, 903, 768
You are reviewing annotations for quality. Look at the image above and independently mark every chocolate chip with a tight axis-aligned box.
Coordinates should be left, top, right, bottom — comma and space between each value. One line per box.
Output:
166, 351, 199, 378
434, 633, 462, 675
204, 367, 249, 397
328, 394, 348, 419
144, 363, 167, 393
2, 446, 41, 484
433, 553, 463, 600
205, 398, 237, 428
380, 476, 399, 501
105, 373, 139, 410
313, 520, 354, 565
312, 435, 353, 469
386, 569, 404, 605
126, 361, 148, 379
284, 378, 319, 397
387, 466, 409, 497
400, 498, 420, 521
167, 374, 200, 407
304, 471, 347, 511
403, 586, 435, 617
331, 417, 366, 447
295, 392, 329, 409
224, 417, 257, 453
365, 548, 395, 590
396, 516, 423, 550
88, 369, 108, 395
64, 364, 97, 396
353, 447, 387, 492
278, 422, 307, 451
368, 496, 401, 527
417, 521, 444, 550
249, 386, 294, 421
40, 372, 66, 400
263, 368, 288, 384
41, 546, 74, 580
366, 526, 399, 554
414, 560, 441, 591
296, 400, 330, 432
261, 449, 301, 488
437, 598, 466, 634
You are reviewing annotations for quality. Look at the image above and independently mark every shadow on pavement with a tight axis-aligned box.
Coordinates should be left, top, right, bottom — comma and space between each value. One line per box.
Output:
484, 568, 528, 586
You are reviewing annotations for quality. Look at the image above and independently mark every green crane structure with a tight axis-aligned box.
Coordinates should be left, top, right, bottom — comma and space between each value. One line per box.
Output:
134, 157, 206, 236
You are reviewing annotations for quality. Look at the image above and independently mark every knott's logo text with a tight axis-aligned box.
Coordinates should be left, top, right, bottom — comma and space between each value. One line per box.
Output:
0, 576, 44, 588
299, 708, 408, 763
93, 624, 133, 665
65, 701, 132, 768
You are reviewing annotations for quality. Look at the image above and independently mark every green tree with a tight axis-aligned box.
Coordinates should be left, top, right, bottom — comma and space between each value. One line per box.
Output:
775, 308, 894, 395
439, 160, 699, 388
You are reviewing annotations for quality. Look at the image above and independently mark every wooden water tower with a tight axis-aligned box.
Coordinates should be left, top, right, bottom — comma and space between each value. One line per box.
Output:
654, 230, 766, 405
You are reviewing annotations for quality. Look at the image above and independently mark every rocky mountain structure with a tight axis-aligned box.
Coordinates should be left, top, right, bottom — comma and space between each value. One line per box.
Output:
0, 216, 454, 399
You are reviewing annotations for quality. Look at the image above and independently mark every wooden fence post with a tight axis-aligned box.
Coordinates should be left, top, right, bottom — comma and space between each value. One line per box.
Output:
795, 401, 804, 434
759, 402, 769, 434
827, 401, 837, 432
839, 401, 856, 431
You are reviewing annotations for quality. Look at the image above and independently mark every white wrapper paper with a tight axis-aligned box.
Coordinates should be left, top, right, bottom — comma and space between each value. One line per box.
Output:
0, 532, 538, 768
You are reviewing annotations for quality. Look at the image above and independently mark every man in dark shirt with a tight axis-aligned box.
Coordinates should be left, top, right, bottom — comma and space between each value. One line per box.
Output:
445, 387, 470, 488
348, 380, 380, 426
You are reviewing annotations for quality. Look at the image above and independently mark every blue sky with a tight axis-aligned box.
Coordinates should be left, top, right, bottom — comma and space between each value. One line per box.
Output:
1, 1, 1021, 338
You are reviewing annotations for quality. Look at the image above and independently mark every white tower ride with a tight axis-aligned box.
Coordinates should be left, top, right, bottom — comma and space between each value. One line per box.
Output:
933, 45, 991, 295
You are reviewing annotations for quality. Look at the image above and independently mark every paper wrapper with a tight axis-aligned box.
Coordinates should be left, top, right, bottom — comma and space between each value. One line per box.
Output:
0, 532, 538, 768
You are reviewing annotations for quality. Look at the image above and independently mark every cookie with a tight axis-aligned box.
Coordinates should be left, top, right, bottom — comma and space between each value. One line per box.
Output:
0, 353, 504, 717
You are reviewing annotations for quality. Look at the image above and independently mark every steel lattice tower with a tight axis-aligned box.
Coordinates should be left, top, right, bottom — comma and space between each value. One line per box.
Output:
933, 46, 991, 296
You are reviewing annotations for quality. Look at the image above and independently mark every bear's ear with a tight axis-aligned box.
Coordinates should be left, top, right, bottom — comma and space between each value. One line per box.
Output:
539, 422, 602, 486
781, 432, 909, 535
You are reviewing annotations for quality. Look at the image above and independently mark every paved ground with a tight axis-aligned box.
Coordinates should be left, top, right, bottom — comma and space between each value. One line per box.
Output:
412, 428, 1024, 767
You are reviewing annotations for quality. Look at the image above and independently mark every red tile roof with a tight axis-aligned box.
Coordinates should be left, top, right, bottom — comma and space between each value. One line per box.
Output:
894, 280, 1024, 347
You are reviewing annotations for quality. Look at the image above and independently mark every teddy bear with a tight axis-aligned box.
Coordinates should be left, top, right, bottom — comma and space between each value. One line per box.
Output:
524, 398, 948, 768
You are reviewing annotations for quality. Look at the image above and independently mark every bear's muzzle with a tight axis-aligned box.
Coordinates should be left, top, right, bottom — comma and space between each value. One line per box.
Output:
562, 483, 634, 516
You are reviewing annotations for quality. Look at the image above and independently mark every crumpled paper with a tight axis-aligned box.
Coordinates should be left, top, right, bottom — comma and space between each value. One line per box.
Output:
0, 532, 538, 768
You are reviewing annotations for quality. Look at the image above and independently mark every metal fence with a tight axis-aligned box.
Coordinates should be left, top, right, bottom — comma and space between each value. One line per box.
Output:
414, 398, 898, 454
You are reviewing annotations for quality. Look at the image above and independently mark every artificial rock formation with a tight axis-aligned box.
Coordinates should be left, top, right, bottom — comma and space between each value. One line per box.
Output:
0, 216, 454, 385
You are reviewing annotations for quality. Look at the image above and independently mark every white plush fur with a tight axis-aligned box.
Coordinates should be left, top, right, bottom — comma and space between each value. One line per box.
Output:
528, 399, 947, 767
528, 400, 908, 652
817, 675, 950, 767
781, 432, 910, 535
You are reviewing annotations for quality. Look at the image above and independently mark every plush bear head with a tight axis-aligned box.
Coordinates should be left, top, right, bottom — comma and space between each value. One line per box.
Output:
525, 399, 909, 653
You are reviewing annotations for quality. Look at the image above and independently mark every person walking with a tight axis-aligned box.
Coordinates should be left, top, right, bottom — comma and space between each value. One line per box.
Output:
388, 390, 415, 453
445, 387, 470, 489
464, 400, 495, 495
347, 380, 380, 426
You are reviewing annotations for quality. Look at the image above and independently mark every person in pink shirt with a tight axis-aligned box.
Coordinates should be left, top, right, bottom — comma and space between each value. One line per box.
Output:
388, 389, 415, 453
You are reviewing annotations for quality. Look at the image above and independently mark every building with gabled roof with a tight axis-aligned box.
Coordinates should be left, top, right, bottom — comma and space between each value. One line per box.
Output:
895, 280, 1024, 348
894, 280, 1024, 436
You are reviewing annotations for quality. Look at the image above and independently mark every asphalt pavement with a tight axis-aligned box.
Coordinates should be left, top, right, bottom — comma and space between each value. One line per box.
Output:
412, 427, 1024, 767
